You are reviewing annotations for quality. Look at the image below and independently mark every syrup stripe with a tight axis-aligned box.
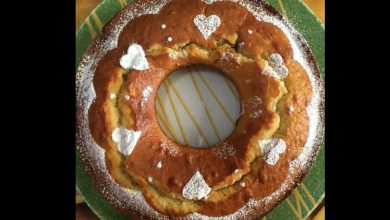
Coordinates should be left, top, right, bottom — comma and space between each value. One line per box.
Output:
187, 67, 222, 142
156, 94, 179, 141
162, 81, 189, 145
156, 111, 174, 139
193, 66, 236, 125
223, 76, 239, 101
166, 77, 211, 146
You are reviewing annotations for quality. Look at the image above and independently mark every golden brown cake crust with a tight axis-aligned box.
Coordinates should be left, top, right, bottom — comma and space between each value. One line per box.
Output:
76, 0, 324, 219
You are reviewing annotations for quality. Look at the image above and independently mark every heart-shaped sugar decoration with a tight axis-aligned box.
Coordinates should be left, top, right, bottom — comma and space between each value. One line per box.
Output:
261, 53, 288, 80
182, 171, 211, 200
194, 15, 221, 39
112, 126, 142, 156
120, 43, 149, 70
258, 139, 286, 165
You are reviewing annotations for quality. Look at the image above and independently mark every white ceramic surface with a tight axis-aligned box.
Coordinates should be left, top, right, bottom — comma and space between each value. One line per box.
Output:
156, 65, 240, 148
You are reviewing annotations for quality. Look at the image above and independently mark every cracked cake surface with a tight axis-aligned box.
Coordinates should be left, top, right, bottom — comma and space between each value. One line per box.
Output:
76, 0, 324, 219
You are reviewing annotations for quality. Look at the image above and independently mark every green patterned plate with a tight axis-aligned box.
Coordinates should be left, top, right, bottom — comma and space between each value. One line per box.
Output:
76, 0, 324, 219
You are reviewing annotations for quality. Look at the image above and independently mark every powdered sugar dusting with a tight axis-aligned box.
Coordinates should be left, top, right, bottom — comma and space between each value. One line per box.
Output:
212, 142, 236, 159
120, 43, 149, 70
77, 0, 324, 218
100, 0, 171, 50
201, 0, 214, 4
188, 199, 260, 220
238, 41, 245, 50
161, 142, 179, 157
156, 161, 162, 169
186, 174, 293, 220
241, 95, 262, 117
141, 86, 153, 108
258, 139, 286, 165
189, 0, 324, 217
79, 146, 170, 220
250, 109, 262, 118
169, 50, 188, 60
234, 0, 324, 177
194, 15, 221, 39
182, 171, 211, 200
76, 1, 174, 219
262, 53, 288, 80
112, 126, 141, 156
220, 52, 237, 63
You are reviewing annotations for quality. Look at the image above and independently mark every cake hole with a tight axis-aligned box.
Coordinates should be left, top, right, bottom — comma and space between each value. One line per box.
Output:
155, 64, 240, 148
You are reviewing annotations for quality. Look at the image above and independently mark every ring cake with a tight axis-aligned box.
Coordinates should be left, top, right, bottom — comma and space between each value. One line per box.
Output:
76, 0, 324, 219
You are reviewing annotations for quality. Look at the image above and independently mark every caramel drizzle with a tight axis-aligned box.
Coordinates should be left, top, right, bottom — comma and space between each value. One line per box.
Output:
156, 111, 174, 139
193, 66, 236, 125
166, 77, 211, 146
162, 81, 189, 145
156, 94, 179, 141
187, 66, 222, 142
223, 75, 239, 101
